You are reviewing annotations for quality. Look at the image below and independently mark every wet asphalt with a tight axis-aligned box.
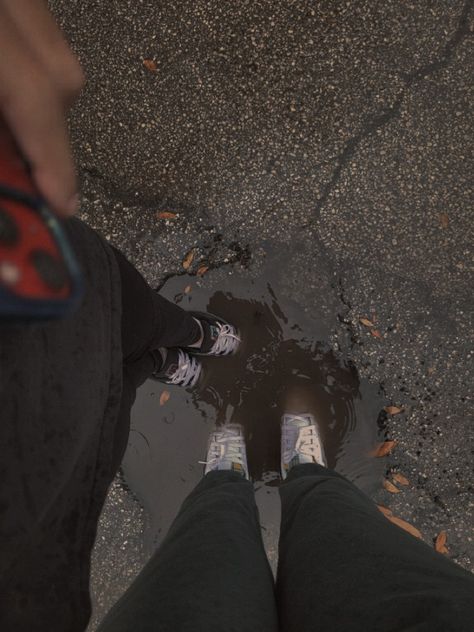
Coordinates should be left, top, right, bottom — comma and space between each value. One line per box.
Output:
48, 0, 473, 628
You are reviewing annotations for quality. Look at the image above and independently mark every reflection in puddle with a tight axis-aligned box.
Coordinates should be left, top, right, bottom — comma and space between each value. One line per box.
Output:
123, 269, 386, 555
191, 288, 378, 482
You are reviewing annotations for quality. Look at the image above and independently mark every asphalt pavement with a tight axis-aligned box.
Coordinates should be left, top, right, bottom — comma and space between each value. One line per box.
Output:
49, 1, 473, 628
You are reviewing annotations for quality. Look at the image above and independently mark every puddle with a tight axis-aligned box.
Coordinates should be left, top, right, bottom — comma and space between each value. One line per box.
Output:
122, 263, 386, 558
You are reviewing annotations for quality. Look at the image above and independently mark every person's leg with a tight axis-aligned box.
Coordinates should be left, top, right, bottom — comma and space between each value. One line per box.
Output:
110, 245, 201, 363
277, 464, 474, 632
98, 427, 278, 632
111, 244, 240, 389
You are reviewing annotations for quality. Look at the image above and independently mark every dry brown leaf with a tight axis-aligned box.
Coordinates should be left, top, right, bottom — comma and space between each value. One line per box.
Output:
359, 317, 374, 327
184, 285, 192, 294
436, 531, 447, 548
157, 211, 177, 220
372, 440, 398, 457
439, 213, 449, 229
182, 250, 195, 270
383, 479, 401, 494
160, 390, 170, 406
143, 58, 158, 72
197, 265, 209, 277
388, 515, 422, 539
377, 504, 393, 517
384, 405, 404, 415
371, 329, 382, 339
392, 472, 410, 486
435, 531, 448, 554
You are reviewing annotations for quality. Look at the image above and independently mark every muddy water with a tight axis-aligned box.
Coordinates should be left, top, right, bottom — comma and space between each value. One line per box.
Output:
122, 267, 387, 557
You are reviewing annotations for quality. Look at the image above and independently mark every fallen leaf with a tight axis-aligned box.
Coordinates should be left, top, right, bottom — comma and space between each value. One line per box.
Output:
197, 265, 209, 277
388, 515, 422, 539
384, 405, 404, 415
160, 390, 170, 406
182, 250, 195, 270
427, 366, 435, 375
383, 479, 401, 494
439, 213, 449, 229
184, 285, 192, 294
372, 440, 398, 457
435, 531, 448, 554
143, 58, 158, 72
392, 472, 410, 486
157, 211, 177, 220
359, 317, 374, 327
377, 504, 393, 517
371, 329, 382, 339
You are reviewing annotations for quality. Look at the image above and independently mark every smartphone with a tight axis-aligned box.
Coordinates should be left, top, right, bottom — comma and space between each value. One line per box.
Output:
0, 125, 83, 320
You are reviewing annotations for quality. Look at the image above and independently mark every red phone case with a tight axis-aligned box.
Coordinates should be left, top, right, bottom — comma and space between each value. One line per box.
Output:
0, 126, 83, 319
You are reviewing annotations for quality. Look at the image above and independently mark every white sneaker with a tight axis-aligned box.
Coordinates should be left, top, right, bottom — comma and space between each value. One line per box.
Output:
200, 425, 249, 479
151, 347, 201, 388
281, 413, 327, 479
184, 311, 241, 356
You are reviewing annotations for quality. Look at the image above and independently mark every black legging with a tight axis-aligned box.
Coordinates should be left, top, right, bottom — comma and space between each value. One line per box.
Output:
107, 245, 200, 475
110, 244, 200, 368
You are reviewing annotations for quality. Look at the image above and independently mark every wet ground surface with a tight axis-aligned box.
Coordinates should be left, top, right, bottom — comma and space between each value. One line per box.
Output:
46, 0, 474, 628
123, 262, 386, 559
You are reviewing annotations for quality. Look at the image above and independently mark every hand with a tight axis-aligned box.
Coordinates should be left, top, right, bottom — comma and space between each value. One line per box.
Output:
0, 0, 84, 217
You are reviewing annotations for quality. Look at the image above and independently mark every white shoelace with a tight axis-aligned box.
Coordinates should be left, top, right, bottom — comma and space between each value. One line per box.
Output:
168, 349, 201, 387
200, 432, 246, 469
282, 417, 322, 464
209, 323, 241, 355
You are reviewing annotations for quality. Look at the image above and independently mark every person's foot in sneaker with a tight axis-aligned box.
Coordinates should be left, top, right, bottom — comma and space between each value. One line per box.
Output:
281, 413, 327, 479
150, 347, 201, 388
200, 424, 249, 479
184, 312, 240, 357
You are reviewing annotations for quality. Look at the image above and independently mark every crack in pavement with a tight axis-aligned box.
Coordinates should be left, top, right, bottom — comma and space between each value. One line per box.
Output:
405, 0, 473, 83
314, 0, 473, 217
155, 242, 251, 292
80, 2, 473, 235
